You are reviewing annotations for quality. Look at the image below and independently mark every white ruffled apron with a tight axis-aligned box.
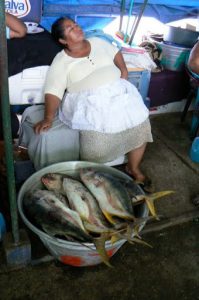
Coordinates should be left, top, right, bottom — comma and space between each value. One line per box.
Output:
59, 78, 149, 134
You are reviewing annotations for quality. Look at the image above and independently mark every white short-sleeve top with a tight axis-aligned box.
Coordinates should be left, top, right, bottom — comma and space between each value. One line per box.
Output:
44, 37, 120, 100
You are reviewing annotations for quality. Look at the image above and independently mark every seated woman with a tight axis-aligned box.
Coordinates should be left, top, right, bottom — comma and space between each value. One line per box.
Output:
187, 41, 199, 206
21, 17, 153, 191
187, 40, 199, 79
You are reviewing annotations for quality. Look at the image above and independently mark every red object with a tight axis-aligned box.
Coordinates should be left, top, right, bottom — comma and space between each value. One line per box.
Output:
116, 32, 124, 40
60, 255, 84, 266
121, 47, 146, 54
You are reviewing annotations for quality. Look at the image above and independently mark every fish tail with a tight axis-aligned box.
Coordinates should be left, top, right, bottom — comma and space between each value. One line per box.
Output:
148, 191, 175, 201
132, 224, 141, 239
117, 223, 141, 241
110, 233, 122, 244
103, 211, 117, 225
93, 233, 113, 268
144, 190, 175, 219
128, 237, 153, 248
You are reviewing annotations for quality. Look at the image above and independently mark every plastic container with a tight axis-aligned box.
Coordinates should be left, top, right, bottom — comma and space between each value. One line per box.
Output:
5, 0, 42, 24
164, 25, 199, 48
0, 212, 6, 241
190, 137, 199, 163
9, 66, 49, 105
128, 70, 151, 105
17, 161, 148, 267
156, 42, 191, 71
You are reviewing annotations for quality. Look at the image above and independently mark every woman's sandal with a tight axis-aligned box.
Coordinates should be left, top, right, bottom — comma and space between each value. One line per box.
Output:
124, 167, 155, 193
134, 176, 155, 194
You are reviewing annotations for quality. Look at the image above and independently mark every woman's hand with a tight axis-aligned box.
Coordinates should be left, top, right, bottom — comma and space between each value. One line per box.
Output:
34, 94, 61, 134
34, 118, 53, 134
188, 41, 199, 75
120, 69, 128, 80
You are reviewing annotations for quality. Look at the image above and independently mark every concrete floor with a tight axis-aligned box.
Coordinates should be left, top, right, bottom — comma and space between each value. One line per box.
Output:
143, 112, 199, 218
0, 111, 199, 299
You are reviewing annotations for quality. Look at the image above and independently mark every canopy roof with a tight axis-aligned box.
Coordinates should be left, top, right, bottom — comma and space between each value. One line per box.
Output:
43, 0, 199, 24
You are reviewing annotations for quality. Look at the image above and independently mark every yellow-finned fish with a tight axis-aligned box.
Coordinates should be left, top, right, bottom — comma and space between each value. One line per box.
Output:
62, 177, 115, 234
80, 168, 135, 224
23, 189, 92, 242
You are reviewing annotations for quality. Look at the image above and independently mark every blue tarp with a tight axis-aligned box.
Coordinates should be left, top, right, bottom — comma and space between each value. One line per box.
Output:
41, 0, 199, 31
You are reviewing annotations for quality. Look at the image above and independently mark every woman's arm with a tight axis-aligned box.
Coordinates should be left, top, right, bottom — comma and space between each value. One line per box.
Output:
114, 51, 128, 80
5, 12, 27, 38
187, 41, 199, 74
34, 94, 60, 134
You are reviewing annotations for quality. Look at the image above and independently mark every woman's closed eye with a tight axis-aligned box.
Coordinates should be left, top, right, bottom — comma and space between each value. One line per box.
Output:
67, 24, 78, 33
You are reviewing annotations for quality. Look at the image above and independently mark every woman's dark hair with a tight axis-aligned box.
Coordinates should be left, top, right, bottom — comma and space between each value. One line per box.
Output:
51, 17, 74, 44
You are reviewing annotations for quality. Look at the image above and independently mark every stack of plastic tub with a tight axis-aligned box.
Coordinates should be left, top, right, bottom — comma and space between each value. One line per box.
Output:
156, 42, 191, 72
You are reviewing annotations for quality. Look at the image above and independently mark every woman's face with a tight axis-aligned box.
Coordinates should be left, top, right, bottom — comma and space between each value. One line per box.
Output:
61, 19, 84, 43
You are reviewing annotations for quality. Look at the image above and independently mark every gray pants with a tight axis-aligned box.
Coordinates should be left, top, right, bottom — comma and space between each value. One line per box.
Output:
19, 105, 79, 170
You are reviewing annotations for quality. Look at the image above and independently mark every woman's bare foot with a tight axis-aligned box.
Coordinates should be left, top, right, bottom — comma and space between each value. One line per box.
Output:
125, 164, 155, 193
125, 165, 146, 182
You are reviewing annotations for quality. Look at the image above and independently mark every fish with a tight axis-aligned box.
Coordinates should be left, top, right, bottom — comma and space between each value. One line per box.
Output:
80, 168, 135, 224
41, 172, 122, 266
23, 189, 92, 242
62, 177, 114, 234
41, 173, 114, 234
39, 170, 173, 266
41, 173, 68, 194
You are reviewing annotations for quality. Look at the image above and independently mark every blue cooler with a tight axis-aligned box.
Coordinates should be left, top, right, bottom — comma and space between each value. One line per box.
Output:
5, 0, 42, 24
190, 137, 199, 163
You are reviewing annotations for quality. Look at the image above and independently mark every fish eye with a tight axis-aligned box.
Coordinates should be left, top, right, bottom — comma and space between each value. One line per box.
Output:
96, 174, 103, 181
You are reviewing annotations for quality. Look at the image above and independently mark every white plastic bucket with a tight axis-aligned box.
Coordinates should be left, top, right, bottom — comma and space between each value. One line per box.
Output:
157, 42, 191, 71
18, 161, 148, 267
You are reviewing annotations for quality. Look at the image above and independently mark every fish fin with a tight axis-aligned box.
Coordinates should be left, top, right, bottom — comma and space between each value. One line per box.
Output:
112, 212, 135, 222
110, 233, 122, 245
93, 234, 113, 268
83, 221, 110, 234
42, 226, 55, 237
128, 237, 153, 248
133, 190, 174, 205
145, 198, 159, 220
126, 223, 134, 240
145, 191, 175, 220
148, 190, 175, 200
132, 224, 141, 239
103, 211, 117, 225
118, 223, 141, 241
124, 214, 136, 222
132, 195, 145, 203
